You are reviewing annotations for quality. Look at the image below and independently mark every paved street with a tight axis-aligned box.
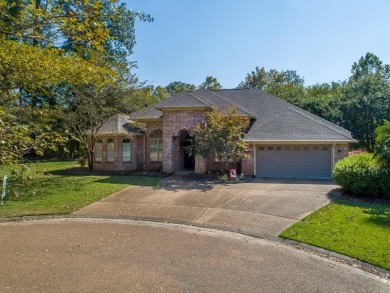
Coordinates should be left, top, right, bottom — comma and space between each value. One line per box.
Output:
1, 219, 388, 292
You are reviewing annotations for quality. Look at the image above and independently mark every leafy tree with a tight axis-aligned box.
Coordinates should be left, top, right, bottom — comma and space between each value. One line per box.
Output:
65, 82, 134, 171
238, 67, 305, 104
187, 108, 250, 172
301, 82, 345, 124
165, 81, 196, 96
199, 76, 222, 90
374, 119, 390, 168
342, 53, 390, 152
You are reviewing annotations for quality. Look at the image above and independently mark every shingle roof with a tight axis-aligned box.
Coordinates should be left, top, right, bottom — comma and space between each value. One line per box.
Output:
128, 106, 162, 120
130, 88, 356, 142
97, 114, 142, 135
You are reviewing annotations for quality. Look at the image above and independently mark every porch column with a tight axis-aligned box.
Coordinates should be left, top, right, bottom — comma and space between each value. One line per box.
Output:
195, 155, 207, 174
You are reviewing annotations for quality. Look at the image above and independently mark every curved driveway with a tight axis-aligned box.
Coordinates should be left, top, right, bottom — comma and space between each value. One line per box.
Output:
0, 219, 388, 292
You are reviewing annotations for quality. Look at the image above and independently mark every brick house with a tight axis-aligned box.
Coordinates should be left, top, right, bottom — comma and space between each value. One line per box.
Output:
94, 88, 356, 178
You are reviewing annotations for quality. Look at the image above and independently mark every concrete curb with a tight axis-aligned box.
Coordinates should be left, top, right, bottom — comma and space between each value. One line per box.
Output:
1, 213, 389, 281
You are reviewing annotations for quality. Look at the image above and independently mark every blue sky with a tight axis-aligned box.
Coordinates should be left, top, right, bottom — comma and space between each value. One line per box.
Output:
128, 0, 390, 88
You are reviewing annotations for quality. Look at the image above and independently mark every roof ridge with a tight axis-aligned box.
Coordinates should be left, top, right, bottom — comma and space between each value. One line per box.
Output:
252, 108, 352, 140
205, 89, 252, 116
157, 91, 188, 107
251, 88, 351, 134
250, 108, 292, 132
287, 108, 353, 140
188, 91, 211, 106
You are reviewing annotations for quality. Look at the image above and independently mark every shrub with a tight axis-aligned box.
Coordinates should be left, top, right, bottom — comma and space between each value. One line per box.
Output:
76, 156, 87, 168
333, 153, 390, 198
348, 149, 366, 156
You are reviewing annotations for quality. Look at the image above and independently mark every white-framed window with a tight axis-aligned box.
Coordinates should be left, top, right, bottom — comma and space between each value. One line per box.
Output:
123, 139, 131, 162
150, 129, 163, 161
267, 146, 273, 151
259, 146, 265, 151
276, 146, 282, 150
107, 139, 115, 162
95, 139, 103, 162
322, 147, 329, 151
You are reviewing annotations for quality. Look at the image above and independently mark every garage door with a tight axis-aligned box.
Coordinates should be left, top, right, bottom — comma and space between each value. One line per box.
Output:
255, 145, 331, 178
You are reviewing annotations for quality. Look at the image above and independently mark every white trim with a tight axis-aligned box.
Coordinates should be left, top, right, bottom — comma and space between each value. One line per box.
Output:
246, 140, 357, 144
253, 144, 256, 176
331, 143, 335, 172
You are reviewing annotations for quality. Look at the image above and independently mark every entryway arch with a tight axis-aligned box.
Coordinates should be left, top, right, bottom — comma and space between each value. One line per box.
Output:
176, 129, 195, 170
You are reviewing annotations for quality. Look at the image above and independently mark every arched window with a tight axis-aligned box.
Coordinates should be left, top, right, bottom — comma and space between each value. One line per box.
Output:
95, 139, 103, 162
150, 129, 163, 161
107, 139, 115, 162
123, 139, 131, 162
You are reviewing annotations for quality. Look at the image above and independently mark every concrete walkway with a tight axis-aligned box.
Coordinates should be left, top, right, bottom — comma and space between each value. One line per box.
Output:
73, 176, 341, 239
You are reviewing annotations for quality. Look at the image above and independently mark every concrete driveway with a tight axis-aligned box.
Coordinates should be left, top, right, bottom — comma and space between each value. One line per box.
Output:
74, 176, 342, 239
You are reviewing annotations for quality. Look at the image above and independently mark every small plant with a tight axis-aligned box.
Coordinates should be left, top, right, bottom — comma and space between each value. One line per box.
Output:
76, 156, 87, 168
137, 161, 145, 171
218, 173, 228, 182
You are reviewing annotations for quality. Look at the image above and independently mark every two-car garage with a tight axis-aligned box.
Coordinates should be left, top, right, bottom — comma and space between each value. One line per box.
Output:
255, 145, 332, 179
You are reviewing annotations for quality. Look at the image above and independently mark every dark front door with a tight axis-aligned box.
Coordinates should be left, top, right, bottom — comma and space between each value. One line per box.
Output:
183, 135, 195, 169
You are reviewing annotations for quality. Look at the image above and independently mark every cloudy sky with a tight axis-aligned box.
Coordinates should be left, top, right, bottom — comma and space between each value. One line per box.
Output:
128, 0, 390, 88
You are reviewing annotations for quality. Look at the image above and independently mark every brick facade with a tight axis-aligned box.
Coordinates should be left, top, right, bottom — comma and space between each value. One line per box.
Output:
334, 143, 349, 163
241, 143, 254, 176
93, 111, 349, 176
94, 135, 142, 171
161, 110, 207, 173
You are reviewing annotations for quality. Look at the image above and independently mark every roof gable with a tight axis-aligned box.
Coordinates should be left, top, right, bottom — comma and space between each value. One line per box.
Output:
245, 109, 354, 141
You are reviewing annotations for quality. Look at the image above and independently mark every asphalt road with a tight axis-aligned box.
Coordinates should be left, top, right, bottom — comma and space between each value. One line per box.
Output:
1, 218, 388, 293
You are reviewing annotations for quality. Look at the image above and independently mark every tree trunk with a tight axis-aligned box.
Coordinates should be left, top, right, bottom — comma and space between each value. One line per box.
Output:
87, 150, 94, 172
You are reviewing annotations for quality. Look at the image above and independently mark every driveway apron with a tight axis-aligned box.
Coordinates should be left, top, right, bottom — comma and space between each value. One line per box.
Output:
73, 176, 341, 239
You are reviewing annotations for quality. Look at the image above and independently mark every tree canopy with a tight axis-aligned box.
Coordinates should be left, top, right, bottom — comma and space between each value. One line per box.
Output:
187, 108, 249, 172
199, 76, 222, 90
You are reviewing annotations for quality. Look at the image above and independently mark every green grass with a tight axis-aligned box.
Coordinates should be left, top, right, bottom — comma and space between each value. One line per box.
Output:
280, 198, 390, 270
0, 160, 162, 218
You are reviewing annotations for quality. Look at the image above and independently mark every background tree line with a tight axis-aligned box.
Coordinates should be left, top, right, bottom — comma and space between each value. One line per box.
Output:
0, 0, 388, 170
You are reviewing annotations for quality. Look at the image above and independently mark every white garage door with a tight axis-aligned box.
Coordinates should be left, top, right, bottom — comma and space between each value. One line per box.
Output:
255, 145, 332, 178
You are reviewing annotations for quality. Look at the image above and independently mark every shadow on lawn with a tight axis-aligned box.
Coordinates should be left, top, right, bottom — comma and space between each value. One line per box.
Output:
334, 197, 390, 228
45, 168, 164, 186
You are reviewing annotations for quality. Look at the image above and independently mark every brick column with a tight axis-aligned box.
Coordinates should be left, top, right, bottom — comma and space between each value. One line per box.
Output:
334, 144, 348, 163
241, 143, 254, 176
195, 155, 207, 174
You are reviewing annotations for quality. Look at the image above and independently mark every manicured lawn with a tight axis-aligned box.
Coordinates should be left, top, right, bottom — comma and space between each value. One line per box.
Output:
0, 161, 162, 218
280, 198, 390, 270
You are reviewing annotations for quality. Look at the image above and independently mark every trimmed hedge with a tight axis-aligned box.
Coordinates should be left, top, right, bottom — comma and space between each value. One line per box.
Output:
333, 153, 390, 198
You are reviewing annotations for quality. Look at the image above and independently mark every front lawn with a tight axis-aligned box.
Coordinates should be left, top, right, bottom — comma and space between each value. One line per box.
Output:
0, 161, 162, 218
280, 198, 390, 270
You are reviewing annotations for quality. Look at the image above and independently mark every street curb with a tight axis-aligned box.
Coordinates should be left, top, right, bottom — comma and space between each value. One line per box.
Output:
2, 213, 388, 281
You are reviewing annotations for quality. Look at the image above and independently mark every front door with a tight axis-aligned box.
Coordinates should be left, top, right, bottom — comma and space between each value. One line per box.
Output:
183, 135, 195, 169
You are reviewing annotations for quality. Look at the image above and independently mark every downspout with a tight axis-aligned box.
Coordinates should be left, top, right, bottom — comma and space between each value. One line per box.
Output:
331, 143, 336, 173
143, 134, 146, 171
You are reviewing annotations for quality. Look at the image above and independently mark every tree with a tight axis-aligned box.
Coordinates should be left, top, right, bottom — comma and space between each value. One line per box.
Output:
165, 81, 196, 96
199, 76, 222, 90
301, 82, 345, 124
238, 67, 305, 104
374, 119, 390, 168
342, 53, 390, 152
187, 108, 250, 173
0, 0, 153, 105
65, 82, 131, 171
